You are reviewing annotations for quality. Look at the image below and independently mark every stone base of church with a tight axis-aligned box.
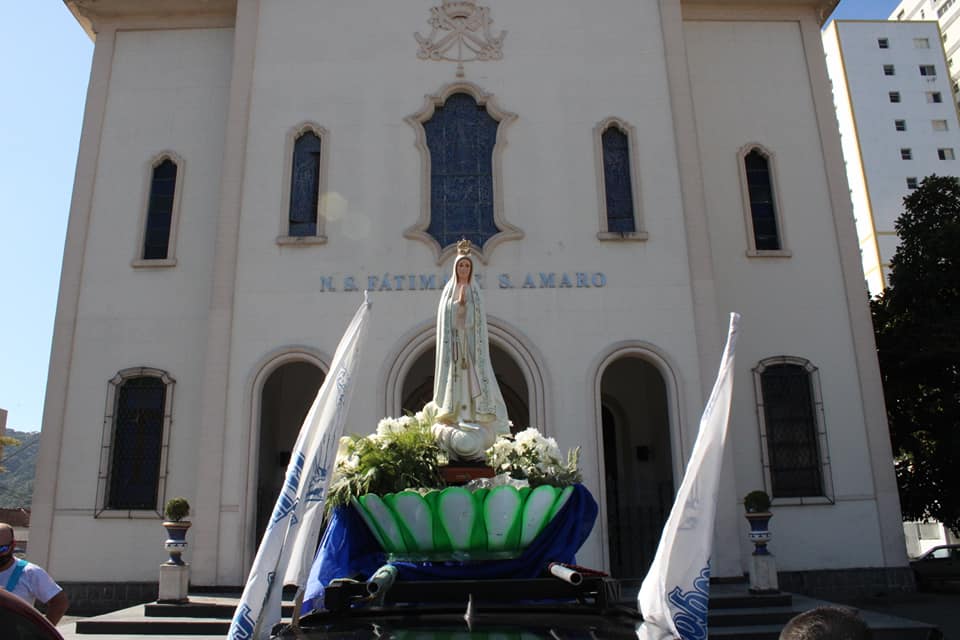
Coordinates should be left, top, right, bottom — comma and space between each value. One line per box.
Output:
778, 567, 916, 600
58, 581, 159, 616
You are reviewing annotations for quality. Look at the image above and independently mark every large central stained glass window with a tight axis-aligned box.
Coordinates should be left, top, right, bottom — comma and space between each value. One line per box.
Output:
423, 92, 499, 250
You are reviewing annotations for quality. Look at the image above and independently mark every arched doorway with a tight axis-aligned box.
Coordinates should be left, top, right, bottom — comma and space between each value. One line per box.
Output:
400, 345, 529, 433
600, 357, 674, 578
255, 361, 325, 542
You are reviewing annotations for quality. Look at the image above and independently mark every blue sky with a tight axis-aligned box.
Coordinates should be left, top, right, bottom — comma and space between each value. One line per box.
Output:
0, 0, 903, 432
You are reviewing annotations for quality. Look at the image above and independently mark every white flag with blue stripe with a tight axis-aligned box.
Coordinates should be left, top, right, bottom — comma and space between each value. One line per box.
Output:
638, 313, 740, 640
228, 295, 371, 640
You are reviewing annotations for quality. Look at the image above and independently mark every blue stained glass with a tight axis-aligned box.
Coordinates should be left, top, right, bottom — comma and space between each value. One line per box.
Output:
744, 150, 781, 251
425, 93, 499, 250
143, 160, 177, 260
109, 376, 165, 510
601, 127, 636, 233
289, 131, 322, 237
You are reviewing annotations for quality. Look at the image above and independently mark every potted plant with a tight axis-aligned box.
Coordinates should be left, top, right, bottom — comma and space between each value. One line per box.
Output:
162, 497, 191, 566
743, 490, 772, 555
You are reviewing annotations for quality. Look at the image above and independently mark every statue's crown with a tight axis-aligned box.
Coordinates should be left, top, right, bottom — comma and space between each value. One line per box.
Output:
456, 238, 472, 257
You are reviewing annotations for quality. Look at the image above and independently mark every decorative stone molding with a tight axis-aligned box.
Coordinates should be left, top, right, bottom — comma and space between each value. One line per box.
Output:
276, 122, 330, 246
132, 151, 185, 268
414, 0, 506, 77
404, 81, 522, 265
593, 117, 649, 242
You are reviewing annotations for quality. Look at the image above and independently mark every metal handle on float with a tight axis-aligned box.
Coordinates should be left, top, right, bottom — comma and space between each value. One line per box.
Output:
548, 562, 583, 586
367, 564, 398, 596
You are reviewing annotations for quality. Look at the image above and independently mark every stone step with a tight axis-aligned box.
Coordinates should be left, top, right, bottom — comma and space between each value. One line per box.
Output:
708, 605, 798, 627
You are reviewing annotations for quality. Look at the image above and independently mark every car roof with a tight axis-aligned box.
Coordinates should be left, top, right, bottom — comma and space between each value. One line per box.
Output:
0, 588, 64, 639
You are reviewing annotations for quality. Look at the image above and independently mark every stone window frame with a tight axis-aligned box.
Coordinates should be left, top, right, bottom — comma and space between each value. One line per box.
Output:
132, 152, 185, 268
593, 117, 649, 242
404, 81, 522, 265
752, 356, 835, 506
95, 367, 175, 518
276, 122, 330, 246
737, 143, 792, 258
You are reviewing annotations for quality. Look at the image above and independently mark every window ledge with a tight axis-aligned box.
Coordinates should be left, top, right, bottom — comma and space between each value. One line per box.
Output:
131, 258, 177, 268
94, 509, 162, 520
597, 230, 649, 242
276, 235, 328, 246
770, 495, 834, 507
746, 249, 792, 258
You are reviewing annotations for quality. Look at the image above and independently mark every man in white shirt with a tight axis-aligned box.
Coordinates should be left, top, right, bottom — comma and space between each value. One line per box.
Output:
0, 522, 69, 625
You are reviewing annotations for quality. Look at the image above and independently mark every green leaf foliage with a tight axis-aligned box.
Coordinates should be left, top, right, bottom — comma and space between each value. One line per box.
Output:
871, 175, 960, 535
326, 415, 446, 513
0, 430, 40, 507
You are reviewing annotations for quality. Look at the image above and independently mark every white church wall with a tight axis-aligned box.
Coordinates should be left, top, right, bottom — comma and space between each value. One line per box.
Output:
204, 0, 708, 582
47, 27, 234, 581
685, 19, 891, 570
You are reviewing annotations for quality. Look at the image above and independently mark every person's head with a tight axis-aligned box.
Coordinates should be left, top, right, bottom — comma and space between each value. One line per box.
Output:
0, 523, 14, 564
455, 256, 473, 284
780, 606, 872, 640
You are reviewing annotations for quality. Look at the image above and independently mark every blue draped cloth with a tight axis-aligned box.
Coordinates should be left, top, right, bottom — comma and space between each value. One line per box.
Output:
301, 483, 598, 614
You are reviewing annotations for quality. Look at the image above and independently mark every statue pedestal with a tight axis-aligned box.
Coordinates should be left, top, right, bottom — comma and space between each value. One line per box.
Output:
158, 563, 190, 604
440, 463, 495, 485
748, 553, 779, 594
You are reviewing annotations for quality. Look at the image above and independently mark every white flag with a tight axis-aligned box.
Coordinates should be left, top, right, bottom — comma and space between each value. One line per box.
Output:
637, 313, 740, 640
228, 295, 372, 640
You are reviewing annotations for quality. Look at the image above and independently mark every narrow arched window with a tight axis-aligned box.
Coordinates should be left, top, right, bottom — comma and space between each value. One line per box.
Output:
97, 369, 174, 515
743, 149, 782, 251
143, 159, 177, 259
601, 127, 636, 233
289, 130, 323, 237
754, 358, 832, 501
594, 118, 646, 241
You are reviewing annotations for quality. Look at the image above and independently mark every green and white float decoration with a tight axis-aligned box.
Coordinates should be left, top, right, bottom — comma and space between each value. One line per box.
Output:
328, 417, 582, 561
352, 483, 575, 560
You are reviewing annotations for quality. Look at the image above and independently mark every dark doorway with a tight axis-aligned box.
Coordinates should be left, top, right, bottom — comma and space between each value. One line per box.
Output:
256, 361, 325, 543
401, 345, 529, 433
600, 357, 674, 578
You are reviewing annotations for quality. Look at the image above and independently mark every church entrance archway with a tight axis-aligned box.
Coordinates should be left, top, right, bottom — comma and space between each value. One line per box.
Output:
400, 344, 529, 433
599, 356, 674, 578
255, 360, 325, 543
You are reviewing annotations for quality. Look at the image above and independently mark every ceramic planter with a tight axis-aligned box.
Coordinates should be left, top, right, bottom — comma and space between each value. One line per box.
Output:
744, 511, 772, 555
352, 484, 574, 560
162, 521, 191, 566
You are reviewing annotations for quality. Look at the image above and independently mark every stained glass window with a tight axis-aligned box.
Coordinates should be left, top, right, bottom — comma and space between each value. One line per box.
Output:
602, 127, 636, 233
423, 93, 499, 250
108, 376, 166, 510
760, 364, 823, 498
289, 131, 323, 237
143, 159, 177, 260
744, 149, 781, 251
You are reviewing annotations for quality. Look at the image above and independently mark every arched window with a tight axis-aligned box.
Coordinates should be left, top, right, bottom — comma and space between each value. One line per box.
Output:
135, 154, 184, 266
405, 82, 522, 263
424, 92, 499, 249
739, 146, 789, 256
289, 130, 323, 237
753, 357, 833, 502
96, 368, 174, 515
594, 118, 646, 241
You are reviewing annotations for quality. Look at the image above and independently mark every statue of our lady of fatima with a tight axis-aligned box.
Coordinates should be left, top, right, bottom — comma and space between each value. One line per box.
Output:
425, 240, 511, 461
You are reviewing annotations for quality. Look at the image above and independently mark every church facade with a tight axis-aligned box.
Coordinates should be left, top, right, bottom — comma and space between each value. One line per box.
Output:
33, 0, 909, 592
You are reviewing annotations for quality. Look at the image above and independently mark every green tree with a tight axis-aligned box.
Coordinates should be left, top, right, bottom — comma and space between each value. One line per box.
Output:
871, 175, 960, 534
0, 435, 19, 472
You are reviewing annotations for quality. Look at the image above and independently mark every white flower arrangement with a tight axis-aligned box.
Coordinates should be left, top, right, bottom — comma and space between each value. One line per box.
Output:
484, 428, 582, 487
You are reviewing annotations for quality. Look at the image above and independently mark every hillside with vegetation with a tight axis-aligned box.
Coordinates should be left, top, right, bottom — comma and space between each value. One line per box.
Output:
0, 429, 40, 508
